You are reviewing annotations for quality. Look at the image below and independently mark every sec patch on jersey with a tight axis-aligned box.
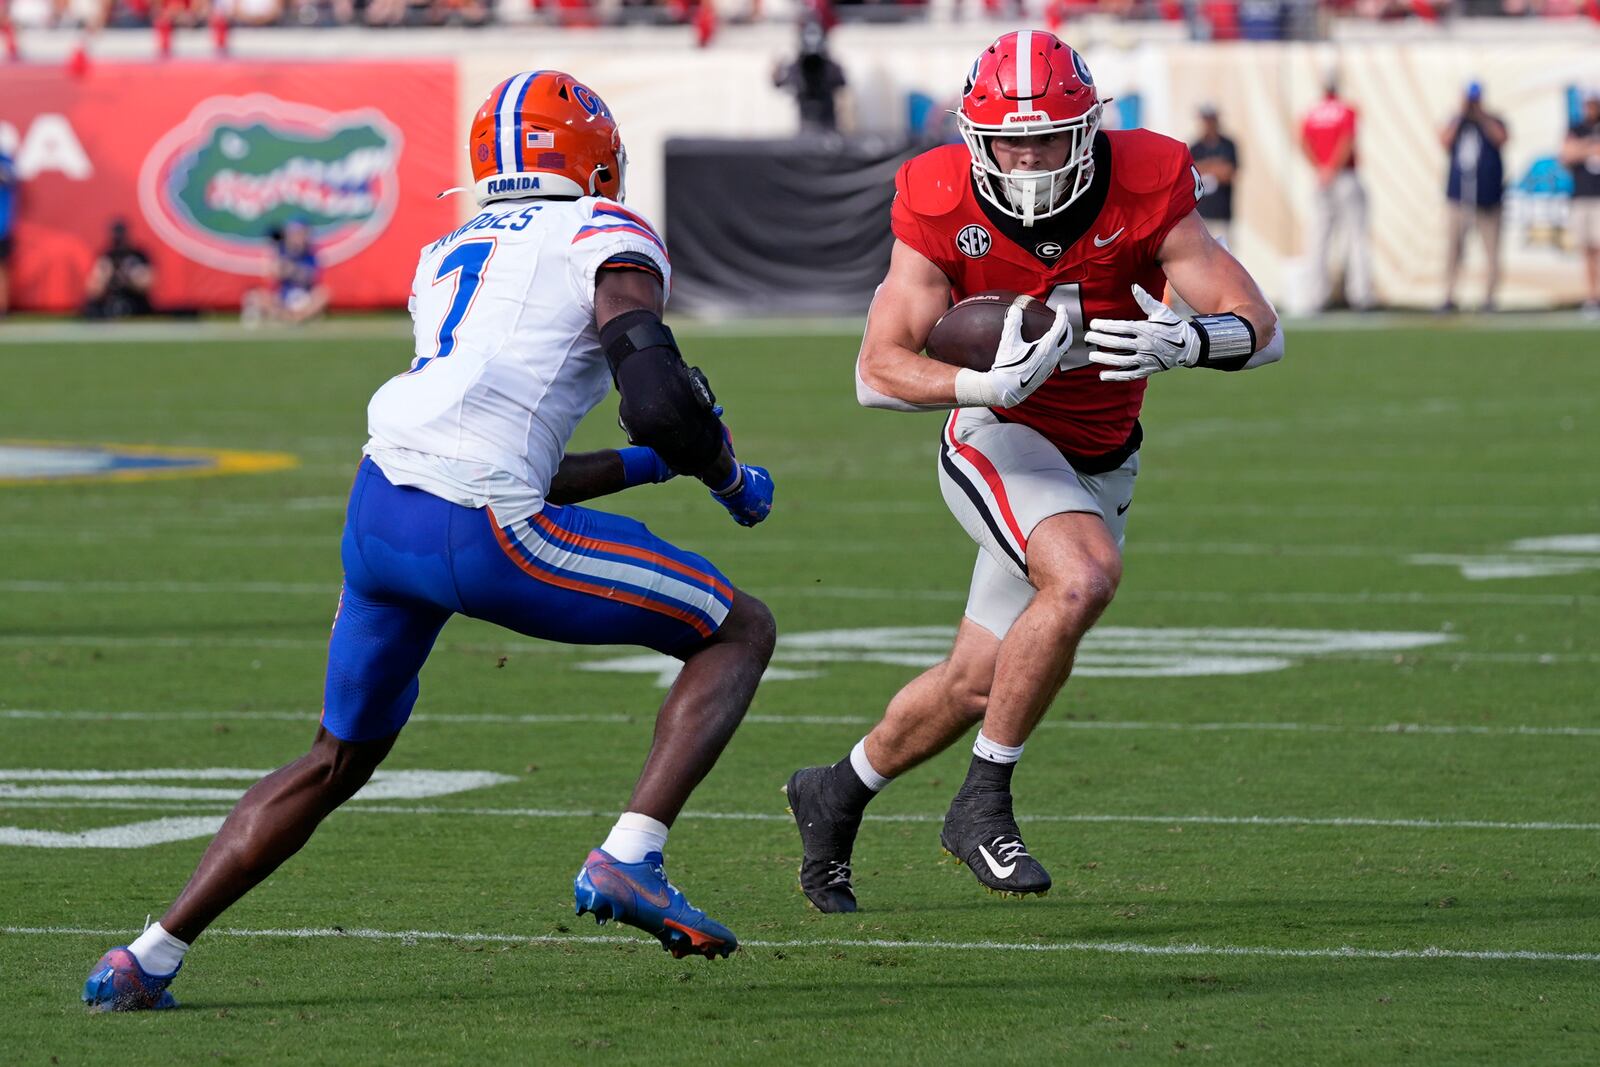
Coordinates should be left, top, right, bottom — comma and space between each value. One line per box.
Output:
925, 290, 1056, 371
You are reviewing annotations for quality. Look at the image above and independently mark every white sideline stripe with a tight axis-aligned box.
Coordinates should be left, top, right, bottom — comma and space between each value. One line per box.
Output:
8, 707, 1600, 738
0, 317, 872, 346
6, 924, 1598, 964
3, 798, 1596, 832
2, 312, 1593, 347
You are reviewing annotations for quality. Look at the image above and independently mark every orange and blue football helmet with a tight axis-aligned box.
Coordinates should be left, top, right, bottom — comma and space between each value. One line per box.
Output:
469, 71, 626, 205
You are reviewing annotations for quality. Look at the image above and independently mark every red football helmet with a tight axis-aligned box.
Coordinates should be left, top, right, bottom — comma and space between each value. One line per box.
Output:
955, 30, 1104, 226
469, 70, 626, 205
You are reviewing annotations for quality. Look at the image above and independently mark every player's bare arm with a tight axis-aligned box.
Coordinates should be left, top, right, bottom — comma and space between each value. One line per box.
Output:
857, 239, 1071, 412
1160, 210, 1278, 349
546, 449, 669, 505
1085, 211, 1282, 382
854, 239, 960, 409
594, 266, 772, 527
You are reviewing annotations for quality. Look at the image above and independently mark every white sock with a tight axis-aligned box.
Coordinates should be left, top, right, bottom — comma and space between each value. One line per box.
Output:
973, 731, 1025, 765
849, 737, 892, 792
128, 921, 188, 976
601, 811, 669, 864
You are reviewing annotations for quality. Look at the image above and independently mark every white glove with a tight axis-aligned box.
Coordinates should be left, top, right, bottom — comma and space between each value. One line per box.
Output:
1084, 284, 1201, 382
954, 301, 1073, 408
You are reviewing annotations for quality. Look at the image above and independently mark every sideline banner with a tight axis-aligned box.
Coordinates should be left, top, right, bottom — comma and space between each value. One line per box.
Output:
0, 61, 456, 311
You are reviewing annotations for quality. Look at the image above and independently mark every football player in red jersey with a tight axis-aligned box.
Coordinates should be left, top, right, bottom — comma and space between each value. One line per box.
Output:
786, 30, 1283, 909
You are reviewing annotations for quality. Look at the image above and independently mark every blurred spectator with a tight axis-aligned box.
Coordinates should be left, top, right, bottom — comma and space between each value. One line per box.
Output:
216, 0, 285, 26
773, 20, 847, 134
1301, 73, 1374, 311
1190, 102, 1238, 244
243, 219, 330, 326
1441, 81, 1508, 312
1562, 90, 1600, 318
0, 145, 15, 318
82, 219, 155, 319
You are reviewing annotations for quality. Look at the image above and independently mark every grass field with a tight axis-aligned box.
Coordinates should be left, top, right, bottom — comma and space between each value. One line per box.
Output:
1, 318, 1597, 1064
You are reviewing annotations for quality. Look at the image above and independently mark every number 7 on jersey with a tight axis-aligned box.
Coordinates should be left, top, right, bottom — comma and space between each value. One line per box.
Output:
409, 238, 497, 374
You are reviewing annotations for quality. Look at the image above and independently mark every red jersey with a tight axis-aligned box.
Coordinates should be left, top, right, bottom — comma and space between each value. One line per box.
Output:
1301, 97, 1358, 169
891, 130, 1199, 458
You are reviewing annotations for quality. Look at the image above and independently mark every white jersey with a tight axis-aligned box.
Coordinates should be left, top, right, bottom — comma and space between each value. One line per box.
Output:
364, 195, 671, 523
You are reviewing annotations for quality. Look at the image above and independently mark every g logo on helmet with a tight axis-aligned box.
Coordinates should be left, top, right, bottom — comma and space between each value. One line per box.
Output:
956, 224, 992, 259
1071, 50, 1095, 86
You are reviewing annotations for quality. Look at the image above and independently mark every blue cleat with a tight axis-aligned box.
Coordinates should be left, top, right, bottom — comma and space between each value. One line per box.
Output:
574, 848, 737, 959
83, 947, 180, 1012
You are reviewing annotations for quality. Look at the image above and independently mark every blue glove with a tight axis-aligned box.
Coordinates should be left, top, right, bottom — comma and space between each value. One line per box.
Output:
709, 463, 774, 527
618, 446, 677, 488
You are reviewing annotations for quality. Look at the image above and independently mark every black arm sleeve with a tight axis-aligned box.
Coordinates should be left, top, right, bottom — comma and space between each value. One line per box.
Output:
600, 309, 724, 475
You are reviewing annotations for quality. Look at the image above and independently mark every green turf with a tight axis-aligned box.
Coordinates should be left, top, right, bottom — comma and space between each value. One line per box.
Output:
2, 320, 1598, 1065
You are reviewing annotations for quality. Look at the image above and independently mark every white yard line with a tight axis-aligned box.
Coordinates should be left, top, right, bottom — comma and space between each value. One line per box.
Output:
0, 579, 1593, 610
0, 580, 332, 595
1, 633, 1594, 665
5, 923, 1597, 964
2, 579, 1591, 610
7, 707, 1600, 737
762, 586, 1595, 608
2, 798, 1596, 833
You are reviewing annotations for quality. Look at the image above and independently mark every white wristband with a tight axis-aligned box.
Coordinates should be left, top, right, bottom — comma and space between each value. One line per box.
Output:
953, 368, 998, 408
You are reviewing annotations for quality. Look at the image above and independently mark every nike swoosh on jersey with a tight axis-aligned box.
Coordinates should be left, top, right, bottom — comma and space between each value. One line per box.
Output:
1093, 227, 1126, 248
1116, 501, 1132, 515
977, 844, 1017, 879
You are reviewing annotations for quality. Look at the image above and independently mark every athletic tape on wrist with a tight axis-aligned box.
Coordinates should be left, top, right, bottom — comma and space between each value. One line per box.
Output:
954, 368, 998, 408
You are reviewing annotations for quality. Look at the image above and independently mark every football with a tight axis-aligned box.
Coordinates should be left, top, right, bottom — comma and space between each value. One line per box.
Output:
924, 290, 1056, 371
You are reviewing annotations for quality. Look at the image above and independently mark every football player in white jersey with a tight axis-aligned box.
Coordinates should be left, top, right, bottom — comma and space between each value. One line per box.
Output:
84, 71, 777, 1011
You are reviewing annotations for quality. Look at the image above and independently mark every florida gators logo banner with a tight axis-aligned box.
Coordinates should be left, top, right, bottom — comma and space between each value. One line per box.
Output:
138, 95, 404, 275
0, 61, 455, 311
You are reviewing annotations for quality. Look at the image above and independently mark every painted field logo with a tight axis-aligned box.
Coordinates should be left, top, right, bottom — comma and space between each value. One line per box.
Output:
137, 94, 404, 274
0, 768, 514, 849
0, 441, 296, 485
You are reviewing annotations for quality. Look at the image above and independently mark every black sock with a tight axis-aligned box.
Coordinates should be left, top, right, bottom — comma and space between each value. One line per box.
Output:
959, 752, 1016, 795
828, 755, 878, 814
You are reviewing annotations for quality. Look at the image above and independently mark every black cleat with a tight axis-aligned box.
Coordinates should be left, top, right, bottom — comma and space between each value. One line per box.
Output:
939, 787, 1051, 898
784, 765, 863, 913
